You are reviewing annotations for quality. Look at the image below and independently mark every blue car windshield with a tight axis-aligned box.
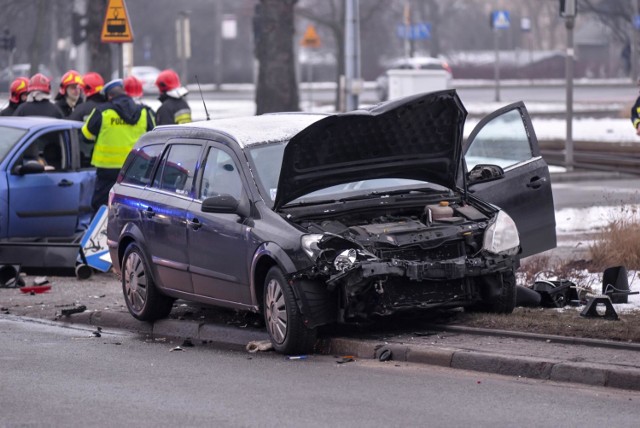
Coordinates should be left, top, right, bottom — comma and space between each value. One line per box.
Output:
0, 126, 28, 163
247, 142, 443, 206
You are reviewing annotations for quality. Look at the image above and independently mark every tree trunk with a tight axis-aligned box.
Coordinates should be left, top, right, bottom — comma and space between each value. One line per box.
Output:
254, 0, 299, 114
87, 0, 112, 79
29, 0, 47, 76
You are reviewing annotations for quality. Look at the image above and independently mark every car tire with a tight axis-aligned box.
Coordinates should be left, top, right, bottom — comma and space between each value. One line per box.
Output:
122, 243, 173, 321
264, 266, 317, 355
486, 271, 517, 314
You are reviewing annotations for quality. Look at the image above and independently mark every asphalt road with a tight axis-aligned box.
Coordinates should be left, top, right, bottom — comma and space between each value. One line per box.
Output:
1, 316, 638, 428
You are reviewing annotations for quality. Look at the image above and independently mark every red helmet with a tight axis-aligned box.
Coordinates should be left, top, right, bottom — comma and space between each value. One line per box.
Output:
59, 70, 84, 95
82, 72, 104, 97
124, 75, 143, 98
9, 76, 29, 103
155, 69, 181, 92
28, 73, 51, 94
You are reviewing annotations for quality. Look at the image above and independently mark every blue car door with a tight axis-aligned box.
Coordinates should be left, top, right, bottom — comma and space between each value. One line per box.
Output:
7, 127, 85, 238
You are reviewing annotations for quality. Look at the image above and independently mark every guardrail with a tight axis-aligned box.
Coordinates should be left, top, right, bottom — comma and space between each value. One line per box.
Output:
540, 140, 640, 175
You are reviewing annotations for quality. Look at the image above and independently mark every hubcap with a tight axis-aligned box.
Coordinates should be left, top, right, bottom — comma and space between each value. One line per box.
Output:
265, 278, 287, 344
123, 251, 147, 313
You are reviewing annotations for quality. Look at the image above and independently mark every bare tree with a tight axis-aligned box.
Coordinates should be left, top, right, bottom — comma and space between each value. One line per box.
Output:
254, 0, 299, 114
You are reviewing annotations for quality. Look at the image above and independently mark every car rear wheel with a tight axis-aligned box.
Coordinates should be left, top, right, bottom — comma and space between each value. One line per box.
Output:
122, 243, 173, 321
264, 266, 317, 355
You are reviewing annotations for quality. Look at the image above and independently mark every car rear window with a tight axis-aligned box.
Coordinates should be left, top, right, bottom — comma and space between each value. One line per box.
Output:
0, 126, 28, 163
120, 144, 163, 186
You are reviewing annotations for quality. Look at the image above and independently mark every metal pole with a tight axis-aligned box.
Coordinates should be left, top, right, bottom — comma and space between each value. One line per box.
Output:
214, 2, 222, 90
344, 0, 360, 111
633, 0, 639, 83
307, 58, 313, 111
565, 17, 575, 171
118, 43, 124, 78
494, 28, 500, 102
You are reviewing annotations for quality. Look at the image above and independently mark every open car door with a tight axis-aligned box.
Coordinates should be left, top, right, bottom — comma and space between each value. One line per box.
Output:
463, 102, 556, 258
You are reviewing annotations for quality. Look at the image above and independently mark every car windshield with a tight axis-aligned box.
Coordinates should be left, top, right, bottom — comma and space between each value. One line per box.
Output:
0, 126, 28, 163
247, 142, 446, 207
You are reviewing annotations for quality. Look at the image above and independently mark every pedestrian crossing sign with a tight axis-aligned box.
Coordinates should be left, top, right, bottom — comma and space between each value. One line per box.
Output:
101, 0, 134, 43
492, 10, 510, 30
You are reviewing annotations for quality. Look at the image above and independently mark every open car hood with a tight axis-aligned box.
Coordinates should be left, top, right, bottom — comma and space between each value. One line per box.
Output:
273, 89, 467, 210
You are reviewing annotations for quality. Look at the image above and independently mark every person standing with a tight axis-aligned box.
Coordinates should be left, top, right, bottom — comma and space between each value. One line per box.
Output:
68, 72, 106, 122
82, 79, 155, 211
154, 69, 191, 125
124, 75, 155, 116
632, 82, 640, 136
14, 73, 63, 118
54, 70, 84, 117
0, 76, 29, 116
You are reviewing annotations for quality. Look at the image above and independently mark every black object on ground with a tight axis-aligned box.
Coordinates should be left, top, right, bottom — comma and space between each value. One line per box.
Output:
580, 296, 619, 320
516, 285, 542, 307
533, 280, 578, 308
60, 305, 87, 316
602, 265, 639, 304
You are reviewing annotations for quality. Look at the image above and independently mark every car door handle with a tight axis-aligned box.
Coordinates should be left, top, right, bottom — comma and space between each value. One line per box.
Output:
188, 218, 202, 231
142, 207, 155, 218
526, 176, 546, 189
58, 179, 74, 187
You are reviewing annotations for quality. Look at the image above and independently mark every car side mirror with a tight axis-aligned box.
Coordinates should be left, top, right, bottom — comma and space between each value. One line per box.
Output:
13, 160, 45, 176
467, 164, 504, 185
202, 194, 249, 218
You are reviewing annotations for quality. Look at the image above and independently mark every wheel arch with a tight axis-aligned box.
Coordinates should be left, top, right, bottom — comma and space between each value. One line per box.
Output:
250, 242, 298, 312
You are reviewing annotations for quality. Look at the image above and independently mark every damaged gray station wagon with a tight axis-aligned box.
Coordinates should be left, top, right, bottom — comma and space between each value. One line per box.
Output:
107, 90, 556, 354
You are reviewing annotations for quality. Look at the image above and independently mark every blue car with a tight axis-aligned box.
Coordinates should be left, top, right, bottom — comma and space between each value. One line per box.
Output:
0, 117, 95, 240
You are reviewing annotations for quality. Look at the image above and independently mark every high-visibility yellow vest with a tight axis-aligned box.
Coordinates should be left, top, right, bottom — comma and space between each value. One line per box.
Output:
82, 108, 149, 168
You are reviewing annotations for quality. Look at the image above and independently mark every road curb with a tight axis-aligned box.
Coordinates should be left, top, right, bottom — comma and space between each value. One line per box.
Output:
56, 311, 640, 392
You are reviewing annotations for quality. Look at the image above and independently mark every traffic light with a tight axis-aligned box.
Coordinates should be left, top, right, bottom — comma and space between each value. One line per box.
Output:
1, 28, 14, 51
560, 0, 577, 18
72, 12, 87, 46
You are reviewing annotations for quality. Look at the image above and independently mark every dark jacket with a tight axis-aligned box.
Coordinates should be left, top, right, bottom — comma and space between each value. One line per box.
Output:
156, 94, 191, 125
54, 94, 82, 117
0, 102, 20, 116
14, 100, 63, 118
68, 94, 106, 122
632, 96, 640, 130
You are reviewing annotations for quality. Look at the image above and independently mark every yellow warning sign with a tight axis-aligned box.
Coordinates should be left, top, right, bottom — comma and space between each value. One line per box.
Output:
300, 24, 321, 48
101, 0, 134, 43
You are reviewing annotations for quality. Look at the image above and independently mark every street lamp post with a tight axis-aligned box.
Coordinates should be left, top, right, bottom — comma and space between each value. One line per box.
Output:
561, 0, 576, 172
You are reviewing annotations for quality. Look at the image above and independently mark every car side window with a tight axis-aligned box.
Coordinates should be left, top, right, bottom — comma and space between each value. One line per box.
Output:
153, 144, 201, 196
13, 130, 68, 173
465, 109, 533, 171
200, 147, 243, 200
120, 144, 163, 186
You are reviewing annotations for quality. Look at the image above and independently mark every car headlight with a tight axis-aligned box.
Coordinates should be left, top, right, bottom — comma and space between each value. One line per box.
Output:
483, 210, 520, 256
334, 249, 357, 272
301, 234, 324, 260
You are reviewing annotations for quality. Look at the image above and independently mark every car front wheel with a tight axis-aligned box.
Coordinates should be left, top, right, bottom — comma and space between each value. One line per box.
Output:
264, 266, 317, 355
122, 243, 173, 321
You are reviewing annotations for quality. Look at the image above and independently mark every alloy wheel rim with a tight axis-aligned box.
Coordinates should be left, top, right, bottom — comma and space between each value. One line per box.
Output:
265, 278, 287, 344
123, 252, 147, 313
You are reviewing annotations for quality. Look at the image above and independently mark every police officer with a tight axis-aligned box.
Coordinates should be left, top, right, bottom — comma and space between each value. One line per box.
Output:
0, 76, 29, 116
14, 73, 63, 118
155, 69, 191, 125
82, 79, 155, 211
54, 70, 84, 117
68, 72, 106, 122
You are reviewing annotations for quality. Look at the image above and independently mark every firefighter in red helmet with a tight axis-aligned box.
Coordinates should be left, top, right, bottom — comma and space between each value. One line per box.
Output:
0, 76, 29, 116
54, 69, 84, 117
154, 69, 191, 125
14, 73, 63, 118
124, 75, 156, 117
69, 72, 106, 122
